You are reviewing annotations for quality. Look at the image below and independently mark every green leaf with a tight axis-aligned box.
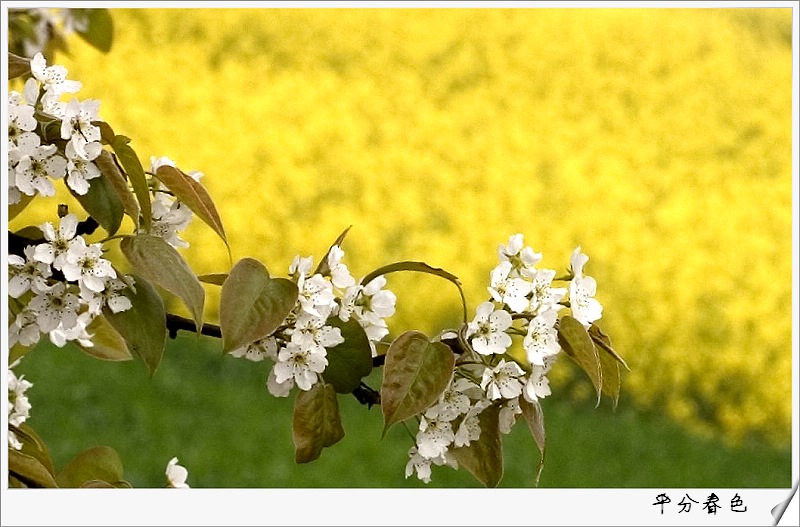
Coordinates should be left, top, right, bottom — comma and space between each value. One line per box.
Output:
57, 446, 126, 488
74, 314, 133, 362
292, 383, 346, 463
111, 135, 151, 232
11, 424, 56, 477
74, 9, 113, 53
450, 404, 504, 488
219, 258, 298, 354
519, 398, 546, 486
154, 165, 228, 251
361, 261, 468, 323
557, 315, 602, 407
8, 449, 58, 488
322, 317, 373, 394
70, 165, 124, 235
8, 52, 31, 79
95, 120, 116, 145
314, 225, 352, 276
598, 346, 622, 408
120, 234, 205, 332
94, 149, 140, 229
103, 274, 166, 375
589, 323, 630, 371
380, 331, 455, 435
198, 273, 228, 286
9, 193, 34, 221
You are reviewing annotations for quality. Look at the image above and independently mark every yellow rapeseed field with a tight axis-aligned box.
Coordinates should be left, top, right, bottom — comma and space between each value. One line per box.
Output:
12, 7, 793, 446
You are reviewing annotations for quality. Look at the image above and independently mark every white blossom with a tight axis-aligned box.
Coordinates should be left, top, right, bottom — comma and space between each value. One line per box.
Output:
465, 301, 513, 356
272, 342, 328, 391
297, 273, 336, 319
527, 268, 567, 316
165, 457, 190, 488
65, 140, 102, 194
523, 309, 561, 366
8, 364, 34, 450
230, 336, 279, 362
488, 260, 532, 313
30, 52, 82, 97
523, 361, 554, 403
569, 247, 603, 327
80, 277, 133, 315
33, 213, 80, 270
498, 233, 542, 278
498, 397, 522, 434
9, 310, 42, 348
49, 312, 94, 348
28, 281, 80, 333
60, 98, 102, 160
61, 237, 117, 293
8, 246, 52, 298
416, 415, 455, 459
481, 359, 526, 401
13, 143, 67, 198
327, 245, 356, 289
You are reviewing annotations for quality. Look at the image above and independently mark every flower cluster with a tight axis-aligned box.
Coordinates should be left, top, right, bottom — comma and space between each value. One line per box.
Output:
8, 52, 102, 203
8, 213, 134, 350
230, 245, 397, 397
8, 360, 34, 450
405, 234, 603, 483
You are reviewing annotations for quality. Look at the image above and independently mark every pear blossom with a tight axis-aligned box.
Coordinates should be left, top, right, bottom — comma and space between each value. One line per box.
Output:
61, 237, 117, 293
569, 247, 603, 327
273, 342, 328, 391
453, 399, 490, 447
523, 309, 561, 366
80, 277, 133, 315
405, 447, 455, 483
13, 142, 67, 198
425, 382, 471, 422
8, 365, 34, 450
60, 98, 102, 160
266, 368, 294, 397
9, 310, 42, 348
527, 268, 567, 316
290, 313, 344, 355
149, 192, 193, 249
481, 359, 526, 400
8, 85, 38, 149
327, 245, 356, 289
465, 301, 513, 356
30, 52, 82, 97
33, 213, 80, 269
416, 415, 455, 459
165, 457, 190, 488
297, 273, 336, 319
8, 246, 52, 298
498, 233, 542, 278
338, 276, 396, 347
523, 362, 554, 403
289, 255, 314, 280
65, 140, 102, 194
488, 260, 532, 313
230, 336, 279, 362
49, 312, 94, 348
28, 281, 80, 333
498, 398, 522, 434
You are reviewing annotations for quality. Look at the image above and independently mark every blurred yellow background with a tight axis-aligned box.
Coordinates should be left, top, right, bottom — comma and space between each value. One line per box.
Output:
13, 8, 793, 447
